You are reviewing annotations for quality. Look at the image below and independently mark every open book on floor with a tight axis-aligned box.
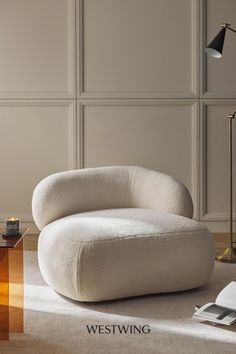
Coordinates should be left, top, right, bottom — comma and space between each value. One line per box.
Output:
193, 281, 236, 326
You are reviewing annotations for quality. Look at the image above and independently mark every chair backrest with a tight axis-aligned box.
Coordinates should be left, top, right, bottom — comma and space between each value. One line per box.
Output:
32, 166, 193, 230
130, 167, 193, 218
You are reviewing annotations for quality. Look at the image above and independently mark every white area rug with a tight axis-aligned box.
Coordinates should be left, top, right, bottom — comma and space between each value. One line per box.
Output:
1, 251, 236, 354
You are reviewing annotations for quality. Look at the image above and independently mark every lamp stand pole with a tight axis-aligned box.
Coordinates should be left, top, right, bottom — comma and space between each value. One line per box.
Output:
206, 23, 236, 262
216, 112, 236, 262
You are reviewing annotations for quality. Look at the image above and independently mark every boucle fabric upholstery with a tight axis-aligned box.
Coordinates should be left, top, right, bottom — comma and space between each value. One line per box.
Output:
32, 166, 193, 230
32, 166, 214, 302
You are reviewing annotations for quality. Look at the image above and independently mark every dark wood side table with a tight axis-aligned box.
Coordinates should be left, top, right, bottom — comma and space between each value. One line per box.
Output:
0, 228, 28, 340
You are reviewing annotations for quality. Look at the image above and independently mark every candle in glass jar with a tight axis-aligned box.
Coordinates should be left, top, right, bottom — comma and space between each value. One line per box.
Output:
5, 217, 20, 236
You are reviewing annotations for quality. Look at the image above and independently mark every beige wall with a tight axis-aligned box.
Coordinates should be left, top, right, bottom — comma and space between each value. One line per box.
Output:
0, 0, 235, 232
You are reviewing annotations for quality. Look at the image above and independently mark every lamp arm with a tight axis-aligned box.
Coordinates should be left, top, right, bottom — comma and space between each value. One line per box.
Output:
226, 26, 236, 34
221, 23, 236, 33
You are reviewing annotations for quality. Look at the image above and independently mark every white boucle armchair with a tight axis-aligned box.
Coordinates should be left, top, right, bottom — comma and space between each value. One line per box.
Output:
32, 166, 214, 302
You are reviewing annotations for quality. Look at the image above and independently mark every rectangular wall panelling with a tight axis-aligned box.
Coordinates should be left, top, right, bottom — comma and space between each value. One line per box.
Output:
77, 99, 200, 220
0, 0, 235, 232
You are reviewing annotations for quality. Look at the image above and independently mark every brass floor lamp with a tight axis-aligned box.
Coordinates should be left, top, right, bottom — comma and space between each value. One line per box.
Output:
206, 23, 236, 263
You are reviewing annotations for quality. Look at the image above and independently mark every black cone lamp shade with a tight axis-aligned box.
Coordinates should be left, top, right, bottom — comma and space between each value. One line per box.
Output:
206, 27, 226, 58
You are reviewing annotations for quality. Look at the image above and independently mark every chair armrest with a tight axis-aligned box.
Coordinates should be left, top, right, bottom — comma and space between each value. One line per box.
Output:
32, 167, 131, 230
130, 167, 193, 218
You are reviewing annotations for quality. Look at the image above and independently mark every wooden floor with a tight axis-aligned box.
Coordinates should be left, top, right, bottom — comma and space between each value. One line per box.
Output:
24, 233, 236, 253
214, 233, 236, 254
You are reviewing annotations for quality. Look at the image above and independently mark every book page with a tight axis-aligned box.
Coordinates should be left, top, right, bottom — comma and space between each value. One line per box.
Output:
215, 282, 236, 311
193, 302, 236, 326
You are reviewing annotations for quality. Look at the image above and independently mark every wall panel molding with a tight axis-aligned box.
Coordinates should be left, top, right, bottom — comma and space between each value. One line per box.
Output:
200, 0, 236, 98
77, 0, 199, 99
1, 1, 235, 233
0, 100, 76, 224
0, 0, 76, 99
200, 0, 207, 98
200, 100, 236, 221
77, 99, 200, 219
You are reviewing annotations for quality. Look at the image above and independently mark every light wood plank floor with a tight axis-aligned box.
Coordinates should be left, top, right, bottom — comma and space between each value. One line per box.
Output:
214, 233, 236, 254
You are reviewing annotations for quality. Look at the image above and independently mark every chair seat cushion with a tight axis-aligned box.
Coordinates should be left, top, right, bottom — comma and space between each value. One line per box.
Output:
38, 208, 214, 302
